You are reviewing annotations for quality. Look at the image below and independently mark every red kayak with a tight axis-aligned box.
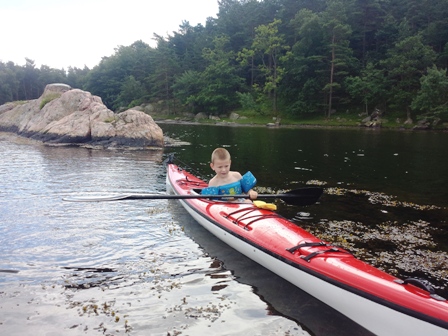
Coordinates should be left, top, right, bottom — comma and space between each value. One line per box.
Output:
166, 161, 448, 336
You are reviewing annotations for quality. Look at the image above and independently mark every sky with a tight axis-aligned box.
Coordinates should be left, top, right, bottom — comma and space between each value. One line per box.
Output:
0, 0, 219, 70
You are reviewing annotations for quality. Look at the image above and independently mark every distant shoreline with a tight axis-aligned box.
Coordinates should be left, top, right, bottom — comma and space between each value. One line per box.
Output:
154, 118, 448, 132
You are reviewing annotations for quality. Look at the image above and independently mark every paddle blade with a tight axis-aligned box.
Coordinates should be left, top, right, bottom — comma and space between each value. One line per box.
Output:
63, 194, 134, 202
278, 187, 323, 206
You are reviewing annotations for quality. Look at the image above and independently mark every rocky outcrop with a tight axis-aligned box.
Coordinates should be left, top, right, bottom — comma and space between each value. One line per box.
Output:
360, 108, 383, 128
0, 84, 164, 149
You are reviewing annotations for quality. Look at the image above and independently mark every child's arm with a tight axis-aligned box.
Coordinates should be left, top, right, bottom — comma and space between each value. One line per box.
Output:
248, 189, 258, 200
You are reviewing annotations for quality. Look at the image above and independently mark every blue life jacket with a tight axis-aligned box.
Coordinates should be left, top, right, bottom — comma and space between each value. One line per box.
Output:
240, 171, 257, 193
201, 171, 256, 196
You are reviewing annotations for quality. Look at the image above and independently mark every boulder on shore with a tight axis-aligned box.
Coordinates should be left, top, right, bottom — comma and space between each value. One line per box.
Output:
0, 84, 164, 149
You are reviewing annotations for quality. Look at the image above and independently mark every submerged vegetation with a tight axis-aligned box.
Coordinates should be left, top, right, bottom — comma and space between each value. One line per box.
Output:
257, 180, 448, 296
300, 186, 448, 296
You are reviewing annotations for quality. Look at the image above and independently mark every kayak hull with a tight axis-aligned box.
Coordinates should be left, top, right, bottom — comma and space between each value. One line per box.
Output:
166, 163, 448, 336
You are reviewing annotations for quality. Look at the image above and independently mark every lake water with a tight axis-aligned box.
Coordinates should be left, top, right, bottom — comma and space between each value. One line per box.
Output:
1, 124, 447, 336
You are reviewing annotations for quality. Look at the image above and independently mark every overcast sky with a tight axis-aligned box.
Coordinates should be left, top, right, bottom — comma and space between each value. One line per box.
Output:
0, 0, 219, 69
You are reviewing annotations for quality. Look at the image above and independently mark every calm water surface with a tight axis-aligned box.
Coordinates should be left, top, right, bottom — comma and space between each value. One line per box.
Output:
162, 124, 448, 290
1, 125, 447, 336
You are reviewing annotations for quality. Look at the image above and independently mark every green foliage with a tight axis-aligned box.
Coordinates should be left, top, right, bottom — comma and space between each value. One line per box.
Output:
2, 0, 448, 124
147, 34, 181, 112
173, 35, 244, 114
115, 75, 146, 109
39, 92, 61, 109
321, 0, 356, 118
344, 62, 387, 114
251, 84, 271, 115
172, 70, 203, 111
66, 66, 90, 89
0, 59, 70, 105
236, 92, 258, 111
238, 19, 290, 117
84, 40, 155, 110
381, 34, 437, 118
411, 66, 448, 120
104, 115, 119, 123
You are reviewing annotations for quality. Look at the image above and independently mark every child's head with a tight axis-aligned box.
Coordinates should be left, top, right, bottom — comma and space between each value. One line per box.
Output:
211, 148, 231, 164
210, 148, 232, 175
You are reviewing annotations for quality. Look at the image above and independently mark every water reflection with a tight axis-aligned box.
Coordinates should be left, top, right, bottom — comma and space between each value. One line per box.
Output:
161, 124, 448, 207
3, 124, 446, 335
160, 124, 448, 298
0, 135, 316, 335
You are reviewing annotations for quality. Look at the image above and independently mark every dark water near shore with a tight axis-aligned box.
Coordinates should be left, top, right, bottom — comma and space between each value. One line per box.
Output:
1, 125, 447, 335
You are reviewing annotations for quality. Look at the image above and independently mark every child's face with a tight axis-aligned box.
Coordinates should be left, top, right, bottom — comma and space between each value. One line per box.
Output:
211, 159, 231, 177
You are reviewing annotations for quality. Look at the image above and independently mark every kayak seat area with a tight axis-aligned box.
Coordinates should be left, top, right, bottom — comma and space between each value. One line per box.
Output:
287, 241, 352, 262
222, 206, 283, 231
178, 179, 207, 188
287, 241, 328, 253
300, 247, 352, 262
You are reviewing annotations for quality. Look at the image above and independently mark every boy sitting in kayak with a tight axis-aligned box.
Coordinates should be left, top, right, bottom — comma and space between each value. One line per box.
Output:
202, 148, 258, 200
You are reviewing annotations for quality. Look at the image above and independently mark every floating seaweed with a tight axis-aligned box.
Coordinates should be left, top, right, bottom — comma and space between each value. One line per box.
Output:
294, 186, 448, 297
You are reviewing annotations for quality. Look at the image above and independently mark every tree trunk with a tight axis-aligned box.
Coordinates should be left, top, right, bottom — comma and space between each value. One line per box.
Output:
273, 55, 278, 117
327, 33, 336, 119
406, 106, 411, 121
251, 54, 255, 86
164, 71, 170, 113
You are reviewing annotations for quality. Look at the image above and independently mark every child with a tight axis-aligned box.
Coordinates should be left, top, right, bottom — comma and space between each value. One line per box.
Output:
207, 148, 258, 200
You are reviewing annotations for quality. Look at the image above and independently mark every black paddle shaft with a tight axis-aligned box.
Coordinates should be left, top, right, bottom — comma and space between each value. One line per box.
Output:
63, 187, 323, 206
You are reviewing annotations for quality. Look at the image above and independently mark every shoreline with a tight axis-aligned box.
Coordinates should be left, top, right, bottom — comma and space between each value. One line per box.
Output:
154, 118, 448, 132
2, 120, 445, 149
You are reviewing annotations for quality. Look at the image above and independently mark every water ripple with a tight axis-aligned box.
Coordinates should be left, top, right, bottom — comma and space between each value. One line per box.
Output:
0, 139, 314, 335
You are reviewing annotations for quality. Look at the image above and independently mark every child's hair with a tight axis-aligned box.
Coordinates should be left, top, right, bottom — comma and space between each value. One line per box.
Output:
211, 148, 231, 163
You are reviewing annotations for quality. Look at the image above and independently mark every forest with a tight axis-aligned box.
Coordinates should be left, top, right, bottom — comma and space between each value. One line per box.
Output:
1, 0, 448, 124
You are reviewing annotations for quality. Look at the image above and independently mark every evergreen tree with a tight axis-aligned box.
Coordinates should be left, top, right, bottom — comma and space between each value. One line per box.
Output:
411, 65, 448, 121
173, 35, 244, 114
169, 21, 212, 73
284, 8, 327, 115
115, 75, 146, 109
1, 0, 448, 122
84, 41, 154, 110
348, 0, 386, 66
172, 70, 203, 112
239, 19, 290, 116
38, 65, 67, 88
0, 62, 20, 104
150, 34, 182, 113
345, 62, 387, 114
381, 34, 437, 120
66, 66, 90, 90
21, 58, 41, 100
321, 0, 356, 118
196, 35, 244, 114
